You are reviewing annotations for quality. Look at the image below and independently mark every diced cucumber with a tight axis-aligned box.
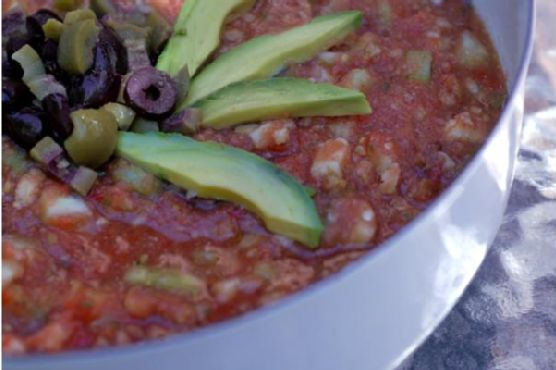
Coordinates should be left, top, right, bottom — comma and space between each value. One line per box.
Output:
405, 50, 432, 83
125, 265, 205, 299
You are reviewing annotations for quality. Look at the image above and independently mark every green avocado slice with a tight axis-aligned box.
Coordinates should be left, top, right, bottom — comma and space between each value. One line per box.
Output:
182, 11, 363, 107
156, 0, 255, 77
116, 132, 323, 248
194, 78, 372, 129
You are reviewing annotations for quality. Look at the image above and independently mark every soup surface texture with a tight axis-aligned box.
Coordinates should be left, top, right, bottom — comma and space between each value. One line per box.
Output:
2, 0, 506, 354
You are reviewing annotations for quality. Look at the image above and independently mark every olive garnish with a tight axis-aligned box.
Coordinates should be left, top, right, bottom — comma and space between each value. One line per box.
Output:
43, 93, 73, 141
2, 10, 27, 41
5, 107, 48, 149
31, 137, 98, 196
2, 53, 24, 79
25, 9, 62, 45
77, 70, 122, 108
31, 9, 63, 26
41, 39, 63, 77
124, 66, 177, 119
64, 108, 118, 168
25, 16, 46, 46
97, 26, 128, 75
2, 78, 33, 114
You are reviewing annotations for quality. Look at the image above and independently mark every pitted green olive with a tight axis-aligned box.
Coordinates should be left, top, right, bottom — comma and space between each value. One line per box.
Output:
42, 19, 64, 41
63, 9, 97, 25
64, 109, 118, 168
58, 19, 100, 75
90, 0, 117, 17
54, 0, 84, 11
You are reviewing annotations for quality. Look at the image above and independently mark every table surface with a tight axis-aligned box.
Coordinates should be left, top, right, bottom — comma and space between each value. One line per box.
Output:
398, 1, 556, 369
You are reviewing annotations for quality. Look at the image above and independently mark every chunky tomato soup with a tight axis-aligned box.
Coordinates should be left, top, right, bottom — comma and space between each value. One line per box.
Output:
2, 0, 505, 354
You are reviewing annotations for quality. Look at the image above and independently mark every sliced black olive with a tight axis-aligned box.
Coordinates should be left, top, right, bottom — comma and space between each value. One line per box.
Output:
65, 74, 85, 106
93, 42, 114, 74
25, 10, 63, 47
2, 53, 24, 80
2, 78, 34, 114
96, 27, 128, 75
25, 16, 46, 46
124, 66, 177, 119
74, 70, 121, 108
32, 9, 63, 25
40, 39, 62, 77
6, 35, 33, 58
2, 11, 27, 79
41, 39, 58, 62
102, 16, 151, 70
5, 107, 48, 149
42, 93, 73, 142
2, 10, 27, 46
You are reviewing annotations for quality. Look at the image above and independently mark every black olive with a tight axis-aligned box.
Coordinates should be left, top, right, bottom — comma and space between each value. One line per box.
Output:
5, 107, 48, 149
31, 9, 63, 25
25, 16, 45, 46
96, 26, 128, 75
24, 10, 61, 50
94, 39, 113, 73
2, 54, 24, 79
6, 35, 33, 57
74, 70, 121, 108
41, 39, 58, 61
40, 39, 62, 77
2, 11, 28, 79
42, 93, 73, 142
124, 66, 177, 119
2, 78, 34, 113
2, 11, 27, 42
65, 75, 84, 106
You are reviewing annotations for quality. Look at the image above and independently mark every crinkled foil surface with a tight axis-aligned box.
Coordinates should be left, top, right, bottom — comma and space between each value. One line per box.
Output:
399, 2, 556, 369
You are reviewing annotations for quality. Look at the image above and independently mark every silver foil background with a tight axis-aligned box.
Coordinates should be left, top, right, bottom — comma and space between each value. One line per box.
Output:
399, 1, 556, 369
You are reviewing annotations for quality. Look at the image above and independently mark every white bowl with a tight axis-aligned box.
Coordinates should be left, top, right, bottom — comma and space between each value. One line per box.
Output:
5, 1, 535, 369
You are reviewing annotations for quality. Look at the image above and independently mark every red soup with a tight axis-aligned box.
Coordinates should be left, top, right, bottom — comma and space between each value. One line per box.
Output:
3, 0, 505, 354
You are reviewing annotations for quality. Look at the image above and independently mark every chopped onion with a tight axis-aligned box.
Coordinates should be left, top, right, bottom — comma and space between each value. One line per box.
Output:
30, 137, 63, 164
70, 167, 99, 196
160, 108, 203, 136
26, 74, 67, 101
29, 137, 98, 195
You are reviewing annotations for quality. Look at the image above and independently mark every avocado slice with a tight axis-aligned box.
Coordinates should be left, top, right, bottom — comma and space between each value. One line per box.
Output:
156, 0, 255, 77
194, 78, 371, 129
182, 11, 363, 107
116, 132, 323, 247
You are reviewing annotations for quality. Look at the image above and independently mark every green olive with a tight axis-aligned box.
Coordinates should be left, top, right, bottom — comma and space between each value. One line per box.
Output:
54, 0, 84, 12
65, 109, 119, 169
63, 9, 97, 25
58, 19, 100, 75
90, 0, 117, 17
42, 19, 64, 41
101, 102, 136, 131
